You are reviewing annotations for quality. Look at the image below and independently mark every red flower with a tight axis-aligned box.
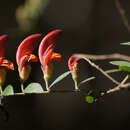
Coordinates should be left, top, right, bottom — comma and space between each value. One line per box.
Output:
16, 34, 42, 81
0, 35, 14, 70
68, 56, 80, 71
68, 56, 80, 90
38, 29, 62, 69
0, 35, 14, 86
38, 29, 62, 90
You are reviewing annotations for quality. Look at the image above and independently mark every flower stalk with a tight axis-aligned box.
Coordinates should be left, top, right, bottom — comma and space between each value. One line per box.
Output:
21, 83, 25, 93
68, 56, 80, 90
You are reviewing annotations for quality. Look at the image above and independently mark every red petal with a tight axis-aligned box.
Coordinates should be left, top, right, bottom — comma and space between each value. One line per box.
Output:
51, 53, 62, 61
27, 54, 38, 63
43, 48, 53, 68
38, 29, 62, 67
0, 57, 4, 65
16, 34, 42, 67
0, 35, 8, 64
19, 54, 38, 71
68, 56, 80, 70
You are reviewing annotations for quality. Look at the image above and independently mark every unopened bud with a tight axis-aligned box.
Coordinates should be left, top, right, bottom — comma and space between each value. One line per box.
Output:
71, 62, 78, 81
42, 62, 53, 82
19, 64, 31, 82
0, 67, 6, 86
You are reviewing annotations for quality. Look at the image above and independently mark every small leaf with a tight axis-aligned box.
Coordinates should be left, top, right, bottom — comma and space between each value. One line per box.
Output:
110, 61, 130, 67
49, 71, 71, 88
119, 66, 130, 72
24, 83, 43, 93
85, 96, 94, 103
79, 76, 95, 87
3, 85, 14, 96
120, 42, 130, 45
105, 69, 121, 74
87, 90, 93, 95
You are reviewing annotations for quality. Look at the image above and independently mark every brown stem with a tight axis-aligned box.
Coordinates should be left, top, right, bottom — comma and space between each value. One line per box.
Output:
74, 54, 120, 85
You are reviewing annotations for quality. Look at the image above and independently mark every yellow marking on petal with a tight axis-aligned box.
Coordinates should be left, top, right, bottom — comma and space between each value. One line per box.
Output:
51, 53, 62, 61
28, 54, 38, 63
1, 59, 14, 70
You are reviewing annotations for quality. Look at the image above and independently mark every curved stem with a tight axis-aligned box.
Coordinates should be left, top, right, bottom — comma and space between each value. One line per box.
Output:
107, 74, 130, 94
44, 76, 50, 92
0, 85, 2, 94
21, 83, 24, 93
74, 80, 79, 91
74, 54, 120, 85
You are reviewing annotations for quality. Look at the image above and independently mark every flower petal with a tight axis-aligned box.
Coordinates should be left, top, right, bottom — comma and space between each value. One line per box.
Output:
19, 54, 38, 71
38, 29, 62, 67
1, 59, 14, 70
27, 54, 38, 63
16, 34, 42, 66
43, 48, 53, 68
51, 53, 62, 61
68, 56, 80, 70
0, 35, 8, 64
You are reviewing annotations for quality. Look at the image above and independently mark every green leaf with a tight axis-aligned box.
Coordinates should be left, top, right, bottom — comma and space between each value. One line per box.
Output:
24, 83, 43, 93
110, 61, 130, 67
119, 66, 130, 72
79, 76, 95, 87
85, 96, 94, 103
79, 69, 121, 87
87, 90, 93, 95
105, 69, 121, 74
120, 42, 130, 45
3, 85, 14, 96
49, 71, 71, 88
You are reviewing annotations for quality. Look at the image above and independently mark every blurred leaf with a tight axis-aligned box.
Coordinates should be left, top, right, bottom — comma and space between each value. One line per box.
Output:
3, 85, 14, 96
120, 42, 130, 45
105, 69, 121, 73
16, 0, 50, 32
79, 76, 95, 87
119, 66, 130, 72
25, 83, 43, 93
49, 71, 71, 88
87, 90, 93, 95
85, 96, 94, 103
110, 61, 130, 67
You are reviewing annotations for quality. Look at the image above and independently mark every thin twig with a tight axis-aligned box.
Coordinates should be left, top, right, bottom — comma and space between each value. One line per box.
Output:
115, 0, 130, 32
74, 53, 130, 61
74, 54, 120, 85
107, 74, 129, 94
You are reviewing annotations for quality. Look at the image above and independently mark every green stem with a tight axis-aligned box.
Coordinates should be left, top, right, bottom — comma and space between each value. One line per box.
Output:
0, 85, 2, 94
74, 80, 79, 91
21, 83, 25, 93
44, 76, 50, 92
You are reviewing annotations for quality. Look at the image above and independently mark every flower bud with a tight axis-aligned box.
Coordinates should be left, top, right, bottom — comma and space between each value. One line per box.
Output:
42, 62, 53, 82
19, 64, 31, 82
71, 62, 78, 81
0, 67, 6, 86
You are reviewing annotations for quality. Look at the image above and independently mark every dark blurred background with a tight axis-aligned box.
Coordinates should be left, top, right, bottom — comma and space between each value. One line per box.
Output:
1, 0, 130, 130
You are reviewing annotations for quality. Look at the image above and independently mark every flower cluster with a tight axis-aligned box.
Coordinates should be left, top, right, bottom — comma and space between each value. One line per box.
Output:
0, 29, 81, 93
